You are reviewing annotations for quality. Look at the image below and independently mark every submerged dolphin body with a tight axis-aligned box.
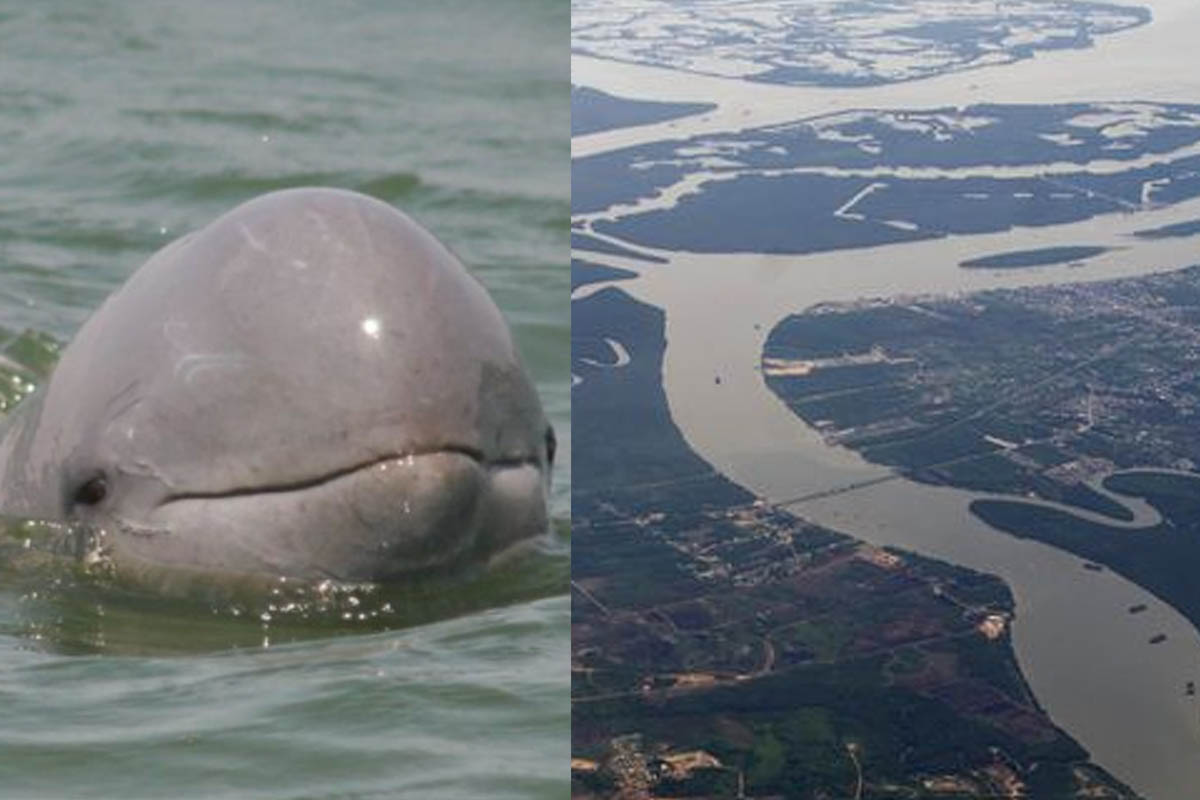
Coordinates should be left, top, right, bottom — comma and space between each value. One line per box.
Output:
0, 188, 554, 587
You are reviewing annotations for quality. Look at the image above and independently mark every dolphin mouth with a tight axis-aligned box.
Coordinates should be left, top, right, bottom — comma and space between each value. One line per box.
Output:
108, 445, 549, 584
156, 445, 540, 504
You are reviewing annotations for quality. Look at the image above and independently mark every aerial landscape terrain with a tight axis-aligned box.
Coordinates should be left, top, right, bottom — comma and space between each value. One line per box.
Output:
573, 283, 1137, 797
573, 0, 1200, 798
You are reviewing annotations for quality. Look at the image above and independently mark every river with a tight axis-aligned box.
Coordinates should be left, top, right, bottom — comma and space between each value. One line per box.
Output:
573, 1, 1200, 797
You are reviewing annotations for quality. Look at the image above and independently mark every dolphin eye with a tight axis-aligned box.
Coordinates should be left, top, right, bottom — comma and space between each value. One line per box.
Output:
545, 426, 556, 466
73, 474, 108, 507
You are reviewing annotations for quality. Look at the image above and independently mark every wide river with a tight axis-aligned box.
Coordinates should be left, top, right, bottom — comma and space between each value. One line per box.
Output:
0, 2, 568, 798
574, 1, 1200, 797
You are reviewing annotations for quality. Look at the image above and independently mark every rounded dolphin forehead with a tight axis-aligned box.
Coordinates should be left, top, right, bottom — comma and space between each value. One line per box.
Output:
180, 188, 517, 401
41, 189, 544, 492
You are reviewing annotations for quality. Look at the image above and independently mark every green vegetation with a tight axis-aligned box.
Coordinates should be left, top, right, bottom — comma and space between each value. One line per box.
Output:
954, 635, 1034, 706
748, 725, 786, 784
780, 618, 853, 662
575, 658, 1089, 798
886, 646, 927, 676
654, 767, 736, 797
766, 267, 1200, 522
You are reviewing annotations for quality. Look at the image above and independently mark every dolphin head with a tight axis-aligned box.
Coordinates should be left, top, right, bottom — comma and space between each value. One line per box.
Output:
0, 188, 554, 585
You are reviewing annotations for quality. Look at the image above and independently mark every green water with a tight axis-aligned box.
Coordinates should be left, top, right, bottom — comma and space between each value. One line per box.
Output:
0, 1, 568, 797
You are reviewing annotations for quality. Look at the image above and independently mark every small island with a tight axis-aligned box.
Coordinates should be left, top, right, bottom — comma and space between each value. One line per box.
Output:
571, 86, 715, 137
1133, 219, 1200, 239
960, 245, 1109, 269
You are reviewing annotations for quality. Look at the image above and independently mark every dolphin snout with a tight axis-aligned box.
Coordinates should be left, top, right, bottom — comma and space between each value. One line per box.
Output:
106, 450, 546, 585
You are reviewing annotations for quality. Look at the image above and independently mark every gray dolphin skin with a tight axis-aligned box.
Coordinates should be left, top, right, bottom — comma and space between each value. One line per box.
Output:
0, 188, 554, 588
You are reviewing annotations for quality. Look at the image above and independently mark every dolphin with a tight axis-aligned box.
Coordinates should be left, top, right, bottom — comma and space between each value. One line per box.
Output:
0, 188, 554, 589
